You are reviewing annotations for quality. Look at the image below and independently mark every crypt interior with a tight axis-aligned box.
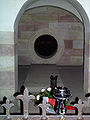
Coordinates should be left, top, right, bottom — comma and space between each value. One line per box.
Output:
18, 6, 84, 100
1, 0, 90, 118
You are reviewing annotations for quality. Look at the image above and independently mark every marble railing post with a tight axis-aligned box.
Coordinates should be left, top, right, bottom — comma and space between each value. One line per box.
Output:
16, 88, 35, 119
38, 97, 50, 120
74, 99, 85, 120
2, 99, 14, 119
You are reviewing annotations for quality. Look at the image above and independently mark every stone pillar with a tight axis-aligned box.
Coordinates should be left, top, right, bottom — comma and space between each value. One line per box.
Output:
0, 31, 15, 99
88, 32, 90, 92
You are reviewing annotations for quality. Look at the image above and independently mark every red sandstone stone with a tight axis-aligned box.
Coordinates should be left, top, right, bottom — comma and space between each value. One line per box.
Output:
59, 56, 71, 65
63, 49, 83, 56
58, 15, 79, 22
64, 40, 73, 49
18, 24, 35, 31
34, 22, 49, 30
18, 22, 49, 32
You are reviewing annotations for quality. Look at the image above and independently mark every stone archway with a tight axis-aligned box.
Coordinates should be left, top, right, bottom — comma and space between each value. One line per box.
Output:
14, 0, 89, 94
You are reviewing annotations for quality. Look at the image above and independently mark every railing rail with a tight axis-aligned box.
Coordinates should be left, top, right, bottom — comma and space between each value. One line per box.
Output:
0, 88, 90, 120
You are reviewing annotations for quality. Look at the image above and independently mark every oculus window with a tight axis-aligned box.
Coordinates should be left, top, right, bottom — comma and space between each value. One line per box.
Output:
34, 34, 58, 58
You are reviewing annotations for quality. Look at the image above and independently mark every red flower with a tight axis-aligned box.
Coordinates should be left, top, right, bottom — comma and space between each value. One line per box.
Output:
46, 94, 48, 97
41, 92, 43, 95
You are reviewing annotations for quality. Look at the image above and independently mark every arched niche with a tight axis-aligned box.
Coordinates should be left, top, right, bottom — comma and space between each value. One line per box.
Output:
14, 0, 89, 94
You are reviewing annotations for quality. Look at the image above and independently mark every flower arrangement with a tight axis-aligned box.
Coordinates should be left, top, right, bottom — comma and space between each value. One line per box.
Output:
34, 87, 54, 106
34, 75, 76, 113
34, 87, 76, 112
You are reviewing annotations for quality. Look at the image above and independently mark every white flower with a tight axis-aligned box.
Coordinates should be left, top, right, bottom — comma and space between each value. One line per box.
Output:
47, 87, 51, 92
41, 88, 45, 92
36, 95, 40, 100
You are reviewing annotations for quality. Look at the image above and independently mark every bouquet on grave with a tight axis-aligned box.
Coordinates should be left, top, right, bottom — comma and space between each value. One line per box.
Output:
34, 87, 76, 110
34, 75, 76, 113
34, 87, 56, 107
34, 75, 57, 108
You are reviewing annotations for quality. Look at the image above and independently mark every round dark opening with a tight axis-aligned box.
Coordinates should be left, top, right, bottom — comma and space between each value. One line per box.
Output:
34, 34, 58, 58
